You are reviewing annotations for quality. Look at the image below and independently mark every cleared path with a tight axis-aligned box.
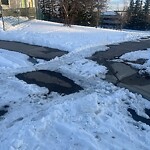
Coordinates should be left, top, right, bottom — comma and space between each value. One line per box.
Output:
0, 40, 68, 61
1, 39, 150, 100
91, 38, 150, 62
90, 38, 150, 100
0, 40, 83, 95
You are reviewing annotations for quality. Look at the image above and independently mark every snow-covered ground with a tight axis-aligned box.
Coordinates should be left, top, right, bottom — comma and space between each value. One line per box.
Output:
0, 19, 150, 52
0, 19, 150, 150
0, 16, 28, 30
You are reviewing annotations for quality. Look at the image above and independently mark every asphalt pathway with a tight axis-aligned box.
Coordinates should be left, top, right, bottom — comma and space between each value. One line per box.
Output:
0, 40, 68, 61
91, 37, 150, 62
16, 70, 83, 95
90, 37, 150, 100
0, 40, 83, 95
1, 39, 150, 100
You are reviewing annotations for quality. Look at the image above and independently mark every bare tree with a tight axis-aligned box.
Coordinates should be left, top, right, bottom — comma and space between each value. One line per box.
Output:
60, 0, 80, 26
95, 0, 108, 27
39, 0, 108, 26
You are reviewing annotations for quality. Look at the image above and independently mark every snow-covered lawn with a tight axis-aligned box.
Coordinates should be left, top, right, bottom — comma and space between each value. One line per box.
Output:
0, 19, 150, 150
0, 19, 149, 52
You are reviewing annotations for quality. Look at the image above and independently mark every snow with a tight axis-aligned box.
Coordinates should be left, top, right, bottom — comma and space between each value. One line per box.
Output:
0, 19, 149, 52
120, 49, 150, 61
0, 19, 150, 149
119, 48, 150, 75
58, 59, 107, 79
0, 16, 28, 30
0, 49, 32, 69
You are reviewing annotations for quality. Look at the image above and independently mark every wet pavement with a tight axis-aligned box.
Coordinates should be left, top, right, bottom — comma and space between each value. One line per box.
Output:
90, 38, 150, 100
16, 70, 83, 95
0, 40, 68, 61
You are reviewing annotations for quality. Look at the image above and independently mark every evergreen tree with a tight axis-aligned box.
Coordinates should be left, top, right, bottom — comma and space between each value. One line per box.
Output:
126, 0, 135, 28
133, 0, 145, 29
125, 0, 149, 30
143, 0, 150, 29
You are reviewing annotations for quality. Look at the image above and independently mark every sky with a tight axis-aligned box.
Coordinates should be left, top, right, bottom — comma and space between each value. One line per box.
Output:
109, 0, 129, 11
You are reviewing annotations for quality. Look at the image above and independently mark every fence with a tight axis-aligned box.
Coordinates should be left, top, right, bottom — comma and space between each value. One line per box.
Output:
1, 7, 36, 30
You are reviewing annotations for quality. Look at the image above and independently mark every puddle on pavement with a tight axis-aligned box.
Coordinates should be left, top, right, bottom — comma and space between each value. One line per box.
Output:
128, 108, 150, 126
16, 70, 83, 95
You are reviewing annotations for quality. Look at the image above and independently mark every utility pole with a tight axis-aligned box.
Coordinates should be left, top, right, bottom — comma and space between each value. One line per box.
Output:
97, 0, 100, 28
35, 0, 40, 19
0, 5, 5, 31
95, 0, 100, 28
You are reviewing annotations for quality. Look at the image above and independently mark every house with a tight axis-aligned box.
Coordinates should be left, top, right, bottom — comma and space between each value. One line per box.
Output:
101, 11, 122, 29
0, 0, 36, 19
0, 0, 35, 9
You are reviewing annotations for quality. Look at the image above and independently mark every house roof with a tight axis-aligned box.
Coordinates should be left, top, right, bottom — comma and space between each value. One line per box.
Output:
102, 11, 118, 16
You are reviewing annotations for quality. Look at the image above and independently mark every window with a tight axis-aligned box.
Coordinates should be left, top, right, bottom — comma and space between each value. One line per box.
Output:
1, 0, 9, 5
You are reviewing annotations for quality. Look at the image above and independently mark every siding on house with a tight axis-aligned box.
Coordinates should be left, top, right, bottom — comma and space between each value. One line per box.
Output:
0, 0, 36, 19
101, 11, 122, 29
0, 0, 35, 9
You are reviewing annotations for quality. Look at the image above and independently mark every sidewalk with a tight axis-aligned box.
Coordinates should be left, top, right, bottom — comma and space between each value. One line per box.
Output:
90, 38, 150, 100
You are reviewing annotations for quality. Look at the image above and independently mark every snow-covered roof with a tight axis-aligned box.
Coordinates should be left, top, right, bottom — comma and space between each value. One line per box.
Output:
102, 11, 118, 16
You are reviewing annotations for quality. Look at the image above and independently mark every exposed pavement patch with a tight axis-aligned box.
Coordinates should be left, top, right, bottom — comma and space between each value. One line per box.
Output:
27, 56, 39, 64
90, 38, 150, 62
145, 108, 150, 117
16, 70, 83, 95
128, 108, 150, 126
0, 110, 8, 117
105, 62, 150, 100
0, 40, 68, 61
0, 105, 9, 118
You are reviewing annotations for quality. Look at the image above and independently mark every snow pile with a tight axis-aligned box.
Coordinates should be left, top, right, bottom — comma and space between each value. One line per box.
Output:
0, 48, 46, 74
0, 20, 150, 150
120, 49, 150, 61
0, 49, 31, 67
0, 47, 150, 150
58, 59, 107, 79
0, 19, 149, 52
120, 48, 150, 75
0, 76, 150, 150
